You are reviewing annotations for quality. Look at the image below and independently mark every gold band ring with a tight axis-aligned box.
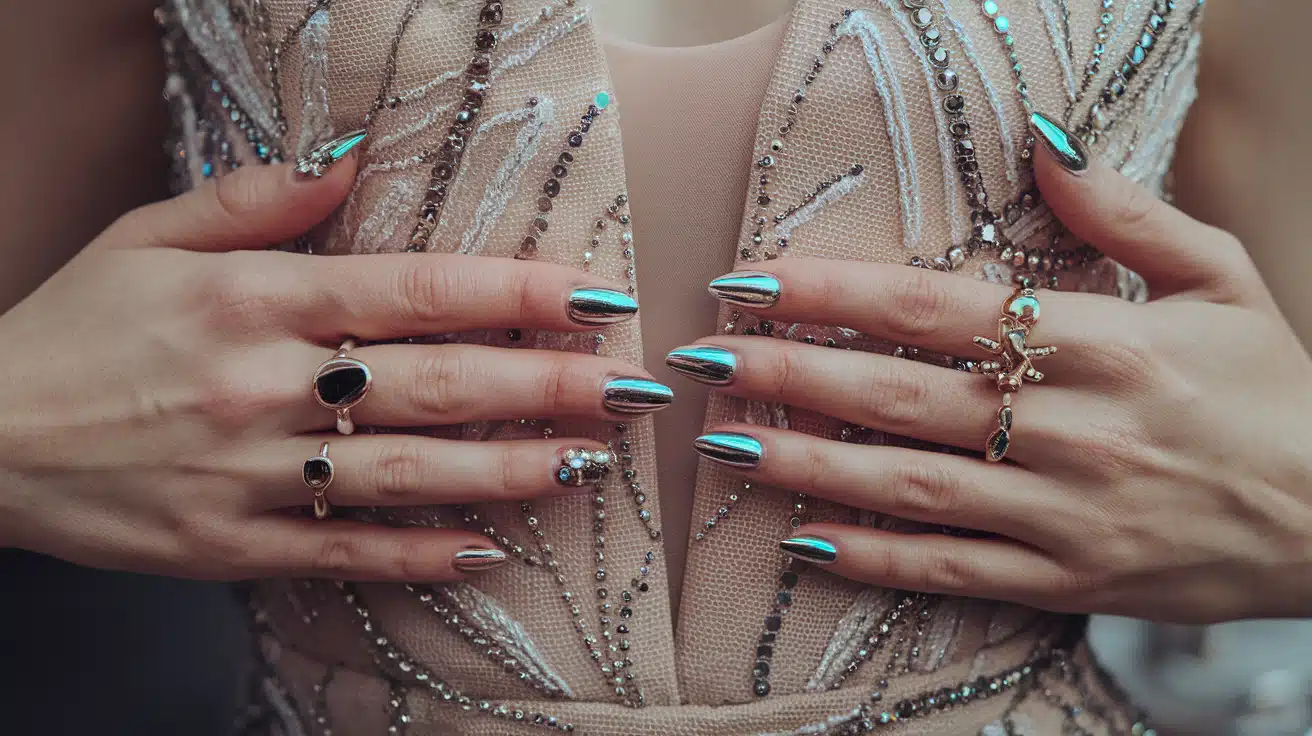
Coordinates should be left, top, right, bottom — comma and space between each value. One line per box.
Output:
971, 286, 1057, 462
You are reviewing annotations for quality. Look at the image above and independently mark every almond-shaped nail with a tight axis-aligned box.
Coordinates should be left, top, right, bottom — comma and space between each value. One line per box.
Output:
295, 129, 367, 178
555, 446, 613, 487
452, 547, 507, 572
693, 432, 762, 469
569, 288, 639, 326
779, 536, 838, 564
1029, 111, 1089, 175
666, 345, 737, 386
708, 271, 780, 308
603, 377, 673, 414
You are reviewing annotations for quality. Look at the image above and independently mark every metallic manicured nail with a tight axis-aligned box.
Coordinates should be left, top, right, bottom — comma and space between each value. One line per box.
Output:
666, 345, 737, 386
708, 271, 780, 308
779, 536, 838, 564
452, 547, 507, 572
555, 446, 613, 487
693, 432, 762, 469
603, 377, 673, 414
295, 129, 367, 178
568, 288, 639, 326
1029, 111, 1089, 175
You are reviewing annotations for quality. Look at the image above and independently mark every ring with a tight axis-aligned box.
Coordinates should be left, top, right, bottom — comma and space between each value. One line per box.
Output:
313, 339, 372, 435
303, 442, 334, 520
971, 285, 1057, 462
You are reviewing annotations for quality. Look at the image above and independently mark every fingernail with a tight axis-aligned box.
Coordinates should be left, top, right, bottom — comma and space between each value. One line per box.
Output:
555, 446, 613, 487
779, 536, 838, 564
1029, 111, 1089, 175
666, 345, 737, 386
568, 288, 639, 326
295, 129, 368, 178
452, 547, 507, 572
693, 432, 762, 469
602, 377, 673, 414
708, 271, 780, 308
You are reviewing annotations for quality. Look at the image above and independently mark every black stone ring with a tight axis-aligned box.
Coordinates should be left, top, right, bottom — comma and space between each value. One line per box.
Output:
303, 442, 334, 520
312, 339, 372, 435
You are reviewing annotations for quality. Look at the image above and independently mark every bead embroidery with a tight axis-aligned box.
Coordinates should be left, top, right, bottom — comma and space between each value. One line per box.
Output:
406, 0, 505, 252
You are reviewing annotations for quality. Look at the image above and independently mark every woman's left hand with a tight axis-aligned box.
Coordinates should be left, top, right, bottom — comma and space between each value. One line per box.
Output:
669, 142, 1312, 624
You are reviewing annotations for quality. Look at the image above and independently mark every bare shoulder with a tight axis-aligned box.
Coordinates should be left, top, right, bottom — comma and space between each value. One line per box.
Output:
0, 0, 168, 313
1173, 0, 1312, 338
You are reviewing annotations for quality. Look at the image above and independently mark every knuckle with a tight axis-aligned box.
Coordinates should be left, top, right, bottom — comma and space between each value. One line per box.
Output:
918, 549, 976, 594
1112, 184, 1162, 231
179, 519, 253, 578
370, 442, 432, 502
889, 462, 959, 517
411, 350, 470, 419
201, 255, 283, 331
212, 168, 264, 222
798, 443, 838, 495
394, 539, 433, 579
536, 355, 573, 414
395, 260, 457, 324
758, 345, 808, 403
882, 272, 953, 339
858, 362, 930, 429
1064, 414, 1153, 480
1085, 330, 1160, 394
313, 536, 361, 576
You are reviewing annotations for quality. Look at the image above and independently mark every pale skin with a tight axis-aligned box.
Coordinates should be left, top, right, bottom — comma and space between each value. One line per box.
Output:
0, 0, 1309, 621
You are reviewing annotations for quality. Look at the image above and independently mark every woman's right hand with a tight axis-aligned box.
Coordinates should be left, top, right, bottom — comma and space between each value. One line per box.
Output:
0, 154, 669, 582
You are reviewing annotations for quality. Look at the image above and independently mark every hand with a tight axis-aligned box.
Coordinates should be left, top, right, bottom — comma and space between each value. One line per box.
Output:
0, 150, 670, 582
672, 129, 1312, 624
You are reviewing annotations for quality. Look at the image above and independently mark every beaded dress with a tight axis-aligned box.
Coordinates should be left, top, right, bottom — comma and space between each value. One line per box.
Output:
159, 0, 1204, 733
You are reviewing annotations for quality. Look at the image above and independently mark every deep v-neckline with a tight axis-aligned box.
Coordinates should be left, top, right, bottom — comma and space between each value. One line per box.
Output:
598, 7, 796, 627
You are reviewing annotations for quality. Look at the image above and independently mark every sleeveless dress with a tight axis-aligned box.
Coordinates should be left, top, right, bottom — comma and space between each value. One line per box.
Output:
158, 1, 1203, 733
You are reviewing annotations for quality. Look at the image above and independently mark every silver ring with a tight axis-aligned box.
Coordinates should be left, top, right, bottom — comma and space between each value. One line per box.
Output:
303, 442, 334, 520
312, 339, 372, 435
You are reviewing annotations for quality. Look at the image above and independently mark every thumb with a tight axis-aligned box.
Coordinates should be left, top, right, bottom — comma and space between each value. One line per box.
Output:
1030, 111, 1255, 298
104, 131, 365, 252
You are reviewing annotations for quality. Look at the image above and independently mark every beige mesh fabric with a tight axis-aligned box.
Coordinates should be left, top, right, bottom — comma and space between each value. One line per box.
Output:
169, 0, 1205, 732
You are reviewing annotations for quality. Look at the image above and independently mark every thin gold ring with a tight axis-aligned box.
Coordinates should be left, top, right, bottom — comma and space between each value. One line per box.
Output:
303, 442, 334, 520
971, 286, 1057, 461
312, 339, 372, 435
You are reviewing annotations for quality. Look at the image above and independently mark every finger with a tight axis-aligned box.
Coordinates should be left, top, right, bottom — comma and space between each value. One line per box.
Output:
238, 436, 611, 509
780, 522, 1071, 606
704, 261, 1134, 376
1030, 111, 1261, 301
230, 519, 506, 581
692, 425, 1062, 545
292, 342, 671, 431
284, 253, 638, 340
668, 335, 1080, 461
105, 140, 362, 252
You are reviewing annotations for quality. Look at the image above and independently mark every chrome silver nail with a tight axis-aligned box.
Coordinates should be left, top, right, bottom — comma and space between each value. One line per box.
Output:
603, 377, 673, 414
568, 288, 639, 326
452, 547, 507, 571
666, 345, 737, 386
556, 447, 613, 487
708, 271, 780, 308
693, 432, 762, 469
1029, 111, 1089, 175
779, 536, 838, 564
295, 129, 367, 178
